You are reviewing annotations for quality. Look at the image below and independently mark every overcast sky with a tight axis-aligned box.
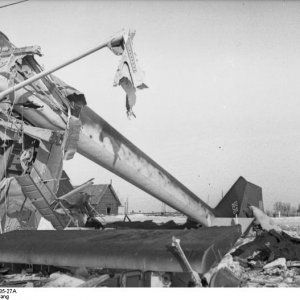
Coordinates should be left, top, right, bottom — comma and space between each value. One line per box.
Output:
1, 0, 300, 212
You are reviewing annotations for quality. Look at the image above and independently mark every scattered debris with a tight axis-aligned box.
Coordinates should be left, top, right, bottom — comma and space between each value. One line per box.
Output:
263, 258, 287, 270
0, 273, 49, 287
0, 267, 9, 275
44, 272, 84, 287
217, 253, 244, 278
78, 275, 110, 287
287, 261, 300, 268
232, 230, 300, 262
221, 211, 300, 287
209, 267, 241, 287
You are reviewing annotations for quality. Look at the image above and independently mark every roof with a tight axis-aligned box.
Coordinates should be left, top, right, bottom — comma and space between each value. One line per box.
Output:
77, 184, 121, 206
57, 171, 73, 197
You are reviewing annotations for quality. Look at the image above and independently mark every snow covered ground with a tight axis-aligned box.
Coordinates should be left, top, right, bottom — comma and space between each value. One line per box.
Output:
36, 213, 187, 230
272, 217, 300, 231
101, 213, 187, 224
36, 214, 300, 230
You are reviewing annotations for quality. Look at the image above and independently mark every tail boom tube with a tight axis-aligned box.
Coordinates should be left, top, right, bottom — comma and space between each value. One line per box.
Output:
77, 106, 215, 226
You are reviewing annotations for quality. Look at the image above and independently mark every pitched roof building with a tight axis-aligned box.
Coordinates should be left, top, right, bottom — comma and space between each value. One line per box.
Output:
79, 183, 121, 215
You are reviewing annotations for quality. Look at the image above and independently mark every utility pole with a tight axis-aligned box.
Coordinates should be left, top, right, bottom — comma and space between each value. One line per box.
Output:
125, 197, 129, 215
123, 197, 131, 222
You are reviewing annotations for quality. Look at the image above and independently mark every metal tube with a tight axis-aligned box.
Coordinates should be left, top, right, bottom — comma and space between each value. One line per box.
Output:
0, 34, 123, 101
77, 106, 215, 226
1, 96, 216, 225
0, 30, 216, 225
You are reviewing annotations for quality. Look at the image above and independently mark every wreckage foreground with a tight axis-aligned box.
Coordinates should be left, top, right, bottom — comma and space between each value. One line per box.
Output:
0, 30, 262, 231
1, 215, 300, 287
0, 30, 271, 287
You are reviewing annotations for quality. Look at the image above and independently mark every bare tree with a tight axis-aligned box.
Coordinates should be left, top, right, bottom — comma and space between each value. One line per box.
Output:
265, 210, 273, 217
273, 201, 292, 217
297, 204, 300, 216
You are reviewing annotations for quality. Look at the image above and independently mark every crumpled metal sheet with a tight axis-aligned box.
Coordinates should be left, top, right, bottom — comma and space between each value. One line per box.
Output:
0, 177, 13, 204
0, 226, 241, 274
209, 267, 241, 287
113, 30, 147, 118
0, 177, 39, 232
33, 140, 63, 195
15, 140, 67, 229
232, 229, 300, 262
50, 75, 87, 107
62, 115, 82, 160
16, 173, 65, 230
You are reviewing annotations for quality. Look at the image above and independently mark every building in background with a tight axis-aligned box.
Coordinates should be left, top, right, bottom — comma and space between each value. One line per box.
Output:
80, 183, 121, 215
57, 173, 121, 216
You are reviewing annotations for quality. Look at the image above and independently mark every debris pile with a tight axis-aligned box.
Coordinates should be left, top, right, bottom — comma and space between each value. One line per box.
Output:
230, 230, 300, 287
0, 216, 300, 287
209, 208, 300, 287
0, 267, 112, 287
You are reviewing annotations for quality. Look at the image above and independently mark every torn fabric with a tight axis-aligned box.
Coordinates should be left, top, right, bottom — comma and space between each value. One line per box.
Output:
113, 30, 147, 117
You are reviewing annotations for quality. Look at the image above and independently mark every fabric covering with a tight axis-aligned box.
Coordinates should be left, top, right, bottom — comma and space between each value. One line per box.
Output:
0, 226, 241, 274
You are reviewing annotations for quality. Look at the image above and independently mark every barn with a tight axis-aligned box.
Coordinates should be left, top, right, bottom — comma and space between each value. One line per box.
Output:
57, 172, 122, 216
80, 183, 121, 215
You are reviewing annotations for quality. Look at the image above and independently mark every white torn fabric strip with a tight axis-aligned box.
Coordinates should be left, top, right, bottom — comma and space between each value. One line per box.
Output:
113, 30, 148, 117
250, 206, 282, 232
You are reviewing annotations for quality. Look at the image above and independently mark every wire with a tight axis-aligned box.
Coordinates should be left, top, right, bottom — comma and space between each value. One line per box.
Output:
0, 0, 28, 10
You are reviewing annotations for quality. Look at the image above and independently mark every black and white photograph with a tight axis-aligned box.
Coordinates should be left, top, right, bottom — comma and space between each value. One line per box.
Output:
0, 0, 300, 295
